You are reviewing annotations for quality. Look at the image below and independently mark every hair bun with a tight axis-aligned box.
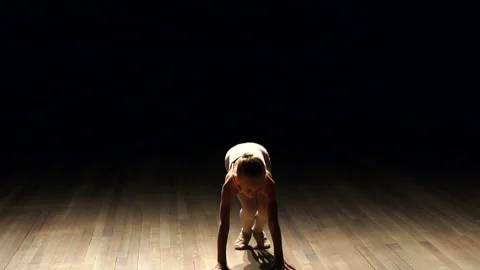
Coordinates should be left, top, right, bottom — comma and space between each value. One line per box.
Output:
241, 153, 254, 158
236, 153, 266, 179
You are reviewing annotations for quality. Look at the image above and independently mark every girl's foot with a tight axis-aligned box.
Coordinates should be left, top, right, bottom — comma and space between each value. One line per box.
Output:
234, 229, 252, 250
253, 231, 271, 249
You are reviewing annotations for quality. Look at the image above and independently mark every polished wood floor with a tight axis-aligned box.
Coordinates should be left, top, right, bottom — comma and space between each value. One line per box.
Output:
0, 160, 479, 270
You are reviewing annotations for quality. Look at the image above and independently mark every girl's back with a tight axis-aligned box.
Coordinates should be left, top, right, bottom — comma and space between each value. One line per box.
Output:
224, 142, 271, 172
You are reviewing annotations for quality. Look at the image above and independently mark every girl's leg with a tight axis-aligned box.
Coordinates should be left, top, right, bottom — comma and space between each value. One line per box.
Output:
252, 194, 271, 249
253, 194, 268, 233
234, 193, 257, 249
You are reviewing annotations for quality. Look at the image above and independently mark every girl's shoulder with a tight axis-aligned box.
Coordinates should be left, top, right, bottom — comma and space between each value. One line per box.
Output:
225, 171, 235, 182
261, 171, 277, 199
222, 172, 239, 199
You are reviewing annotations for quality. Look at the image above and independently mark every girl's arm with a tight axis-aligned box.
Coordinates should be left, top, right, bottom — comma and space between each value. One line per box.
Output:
264, 176, 285, 264
216, 174, 237, 267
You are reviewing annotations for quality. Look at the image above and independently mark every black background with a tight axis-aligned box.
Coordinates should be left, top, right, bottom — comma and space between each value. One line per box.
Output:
2, 2, 478, 182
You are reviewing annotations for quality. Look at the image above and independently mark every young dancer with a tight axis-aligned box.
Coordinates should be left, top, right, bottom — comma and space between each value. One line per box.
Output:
214, 142, 295, 270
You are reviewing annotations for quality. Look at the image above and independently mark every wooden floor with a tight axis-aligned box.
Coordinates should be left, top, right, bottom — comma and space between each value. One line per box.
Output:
0, 161, 479, 270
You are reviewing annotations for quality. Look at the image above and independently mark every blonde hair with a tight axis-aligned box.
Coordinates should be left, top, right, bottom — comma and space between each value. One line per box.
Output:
236, 153, 266, 180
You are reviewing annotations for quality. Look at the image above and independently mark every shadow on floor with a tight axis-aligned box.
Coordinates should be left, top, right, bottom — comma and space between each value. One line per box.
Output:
230, 248, 275, 270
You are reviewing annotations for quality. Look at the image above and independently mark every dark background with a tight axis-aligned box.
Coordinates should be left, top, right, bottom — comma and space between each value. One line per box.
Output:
2, 3, 477, 183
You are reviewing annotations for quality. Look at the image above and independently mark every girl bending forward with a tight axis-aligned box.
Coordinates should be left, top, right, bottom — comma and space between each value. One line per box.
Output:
214, 142, 295, 270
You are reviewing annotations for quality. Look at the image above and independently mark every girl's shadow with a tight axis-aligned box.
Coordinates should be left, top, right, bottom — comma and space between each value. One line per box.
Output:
240, 248, 275, 270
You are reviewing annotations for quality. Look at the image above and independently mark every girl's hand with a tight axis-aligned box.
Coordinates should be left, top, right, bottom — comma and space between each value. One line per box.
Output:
213, 261, 231, 270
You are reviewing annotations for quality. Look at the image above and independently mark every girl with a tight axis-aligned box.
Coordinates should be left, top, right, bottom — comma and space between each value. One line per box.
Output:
214, 142, 295, 270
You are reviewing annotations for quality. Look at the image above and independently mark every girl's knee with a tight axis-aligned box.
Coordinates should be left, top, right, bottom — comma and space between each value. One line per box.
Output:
240, 207, 257, 217
257, 206, 268, 217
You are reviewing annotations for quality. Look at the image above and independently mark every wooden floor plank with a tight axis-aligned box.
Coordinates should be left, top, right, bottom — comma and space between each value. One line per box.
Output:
114, 203, 135, 270
0, 163, 479, 270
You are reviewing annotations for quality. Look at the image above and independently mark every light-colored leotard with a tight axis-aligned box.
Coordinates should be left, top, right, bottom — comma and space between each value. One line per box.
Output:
224, 142, 271, 173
